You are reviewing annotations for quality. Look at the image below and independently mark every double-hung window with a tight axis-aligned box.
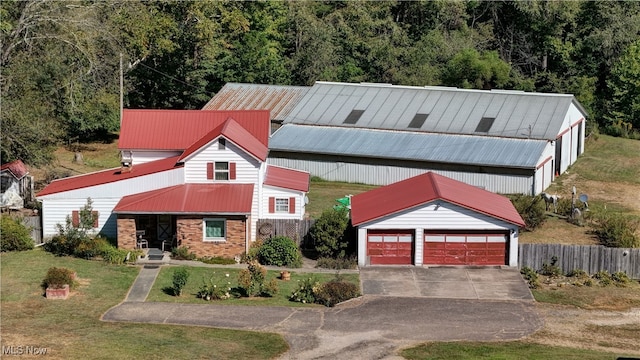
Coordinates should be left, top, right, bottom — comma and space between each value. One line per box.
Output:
275, 198, 289, 213
203, 218, 226, 242
215, 162, 229, 180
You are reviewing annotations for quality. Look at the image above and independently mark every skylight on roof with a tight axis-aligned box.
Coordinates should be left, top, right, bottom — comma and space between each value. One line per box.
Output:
475, 117, 495, 132
408, 113, 429, 129
343, 110, 364, 124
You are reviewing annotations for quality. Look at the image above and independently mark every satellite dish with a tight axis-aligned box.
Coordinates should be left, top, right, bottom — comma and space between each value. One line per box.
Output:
304, 196, 309, 205
579, 194, 588, 203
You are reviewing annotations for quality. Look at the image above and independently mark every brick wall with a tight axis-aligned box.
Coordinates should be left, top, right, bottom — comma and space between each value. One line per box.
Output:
117, 216, 137, 250
177, 215, 246, 258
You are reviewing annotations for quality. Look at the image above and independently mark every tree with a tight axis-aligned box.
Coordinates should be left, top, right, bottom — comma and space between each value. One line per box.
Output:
606, 41, 640, 132
442, 49, 511, 89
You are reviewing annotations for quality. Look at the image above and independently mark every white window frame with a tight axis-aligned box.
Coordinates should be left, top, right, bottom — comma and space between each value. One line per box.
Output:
275, 198, 290, 213
215, 162, 229, 181
203, 218, 226, 242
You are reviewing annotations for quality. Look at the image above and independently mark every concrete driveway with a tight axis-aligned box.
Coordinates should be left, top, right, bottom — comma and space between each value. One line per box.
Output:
360, 266, 534, 301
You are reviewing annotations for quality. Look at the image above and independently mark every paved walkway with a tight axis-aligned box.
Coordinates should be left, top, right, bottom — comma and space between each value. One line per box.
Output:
105, 262, 541, 359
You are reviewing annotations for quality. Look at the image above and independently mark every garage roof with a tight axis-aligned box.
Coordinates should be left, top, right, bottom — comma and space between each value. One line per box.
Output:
283, 82, 587, 140
351, 172, 525, 227
270, 124, 546, 169
113, 184, 254, 214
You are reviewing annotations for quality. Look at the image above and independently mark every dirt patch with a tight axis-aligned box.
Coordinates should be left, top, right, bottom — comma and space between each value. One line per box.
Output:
553, 172, 640, 215
528, 304, 640, 356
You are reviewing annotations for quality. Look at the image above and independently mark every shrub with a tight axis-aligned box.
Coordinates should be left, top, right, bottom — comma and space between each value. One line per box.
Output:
74, 236, 111, 259
44, 234, 81, 256
171, 246, 196, 260
591, 212, 640, 248
0, 215, 34, 252
520, 266, 540, 289
314, 280, 360, 307
310, 208, 353, 258
316, 256, 358, 270
242, 239, 263, 263
290, 276, 320, 304
593, 270, 612, 287
42, 267, 76, 290
539, 256, 562, 277
171, 267, 190, 296
197, 273, 231, 300
258, 236, 302, 268
238, 261, 275, 297
567, 269, 588, 279
507, 194, 546, 231
611, 271, 631, 286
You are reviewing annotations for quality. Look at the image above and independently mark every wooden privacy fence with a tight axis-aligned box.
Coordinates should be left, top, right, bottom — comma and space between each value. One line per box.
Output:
23, 216, 43, 245
256, 219, 316, 248
519, 244, 640, 279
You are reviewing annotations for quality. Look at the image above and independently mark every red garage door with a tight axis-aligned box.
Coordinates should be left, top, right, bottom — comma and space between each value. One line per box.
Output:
367, 230, 414, 265
424, 233, 507, 265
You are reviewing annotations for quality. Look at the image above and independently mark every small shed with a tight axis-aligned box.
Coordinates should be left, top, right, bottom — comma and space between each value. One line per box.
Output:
1, 160, 33, 209
351, 172, 525, 267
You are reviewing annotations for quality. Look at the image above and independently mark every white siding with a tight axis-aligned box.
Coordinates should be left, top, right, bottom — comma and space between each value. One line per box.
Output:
535, 143, 555, 194
183, 139, 261, 184
125, 150, 181, 164
268, 158, 534, 194
261, 186, 306, 220
360, 202, 513, 230
38, 168, 184, 238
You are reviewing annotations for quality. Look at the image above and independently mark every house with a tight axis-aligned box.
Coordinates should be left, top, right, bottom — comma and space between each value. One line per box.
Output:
202, 83, 309, 133
351, 172, 525, 267
37, 109, 310, 258
1, 159, 33, 209
263, 81, 588, 195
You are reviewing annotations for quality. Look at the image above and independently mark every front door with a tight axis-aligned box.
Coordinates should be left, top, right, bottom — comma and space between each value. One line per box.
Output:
157, 215, 172, 243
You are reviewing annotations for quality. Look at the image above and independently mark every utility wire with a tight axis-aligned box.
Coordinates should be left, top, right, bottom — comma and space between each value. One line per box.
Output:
136, 61, 203, 91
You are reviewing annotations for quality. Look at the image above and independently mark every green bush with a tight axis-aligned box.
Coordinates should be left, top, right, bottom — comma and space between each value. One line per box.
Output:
41, 267, 76, 290
198, 256, 237, 265
44, 234, 81, 256
314, 280, 360, 307
611, 271, 631, 286
310, 208, 353, 258
507, 194, 546, 231
520, 266, 540, 289
290, 276, 320, 304
74, 236, 112, 259
316, 256, 358, 270
257, 236, 302, 268
171, 246, 197, 260
567, 269, 588, 279
242, 239, 263, 263
171, 267, 190, 296
0, 215, 34, 252
593, 270, 612, 287
591, 212, 640, 248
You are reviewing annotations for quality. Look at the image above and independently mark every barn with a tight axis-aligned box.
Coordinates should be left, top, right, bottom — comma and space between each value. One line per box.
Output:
266, 81, 588, 195
351, 172, 526, 267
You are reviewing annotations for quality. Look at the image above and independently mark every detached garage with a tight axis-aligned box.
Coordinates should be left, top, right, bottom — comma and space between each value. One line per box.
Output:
351, 172, 525, 267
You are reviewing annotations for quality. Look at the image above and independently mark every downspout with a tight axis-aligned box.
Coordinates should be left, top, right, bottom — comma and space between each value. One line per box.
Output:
245, 214, 250, 254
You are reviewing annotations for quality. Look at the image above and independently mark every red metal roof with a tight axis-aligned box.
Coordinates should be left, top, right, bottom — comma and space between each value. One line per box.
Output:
113, 184, 254, 214
1, 160, 29, 179
179, 118, 268, 162
37, 156, 183, 197
264, 165, 310, 192
351, 172, 525, 227
118, 109, 270, 150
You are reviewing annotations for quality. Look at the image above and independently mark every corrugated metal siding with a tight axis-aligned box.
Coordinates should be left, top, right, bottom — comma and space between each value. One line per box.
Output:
284, 82, 584, 140
202, 83, 310, 122
270, 124, 545, 169
269, 156, 535, 194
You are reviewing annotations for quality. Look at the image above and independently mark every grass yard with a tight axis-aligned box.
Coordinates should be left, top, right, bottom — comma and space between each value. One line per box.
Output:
306, 178, 376, 218
0, 249, 288, 359
146, 265, 360, 307
531, 281, 640, 310
401, 341, 630, 360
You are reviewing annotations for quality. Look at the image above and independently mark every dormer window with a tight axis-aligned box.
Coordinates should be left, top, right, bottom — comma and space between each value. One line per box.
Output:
218, 138, 226, 150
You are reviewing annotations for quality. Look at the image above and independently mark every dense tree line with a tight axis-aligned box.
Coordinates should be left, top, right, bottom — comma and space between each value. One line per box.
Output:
2, 0, 639, 166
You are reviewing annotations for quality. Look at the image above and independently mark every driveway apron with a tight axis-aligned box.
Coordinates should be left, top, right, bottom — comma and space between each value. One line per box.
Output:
360, 267, 534, 301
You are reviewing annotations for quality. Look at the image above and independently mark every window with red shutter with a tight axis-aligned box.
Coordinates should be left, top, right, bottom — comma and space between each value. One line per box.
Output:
92, 211, 99, 228
207, 162, 214, 180
72, 211, 79, 228
268, 197, 275, 213
230, 162, 236, 180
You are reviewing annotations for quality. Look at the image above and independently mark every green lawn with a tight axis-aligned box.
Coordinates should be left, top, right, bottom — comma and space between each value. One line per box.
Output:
0, 249, 288, 359
147, 265, 360, 307
567, 134, 640, 185
401, 341, 629, 360
306, 178, 377, 218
